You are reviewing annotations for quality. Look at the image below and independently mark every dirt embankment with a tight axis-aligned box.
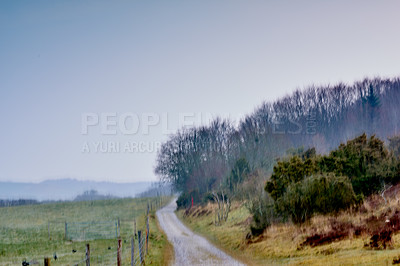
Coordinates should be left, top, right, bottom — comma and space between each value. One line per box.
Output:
300, 186, 400, 250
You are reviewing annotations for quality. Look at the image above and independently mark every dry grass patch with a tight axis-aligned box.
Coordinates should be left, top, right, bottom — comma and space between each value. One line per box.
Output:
179, 187, 400, 265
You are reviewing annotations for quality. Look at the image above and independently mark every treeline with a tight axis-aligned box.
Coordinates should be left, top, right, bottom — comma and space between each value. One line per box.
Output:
137, 182, 173, 198
0, 190, 122, 207
0, 199, 39, 207
73, 190, 116, 201
155, 77, 400, 232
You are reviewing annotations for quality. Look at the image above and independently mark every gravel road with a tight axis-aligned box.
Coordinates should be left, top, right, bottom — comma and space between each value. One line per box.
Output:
156, 198, 245, 266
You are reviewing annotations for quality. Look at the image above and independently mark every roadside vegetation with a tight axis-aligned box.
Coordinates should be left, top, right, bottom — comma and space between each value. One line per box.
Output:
155, 76, 400, 264
179, 189, 400, 265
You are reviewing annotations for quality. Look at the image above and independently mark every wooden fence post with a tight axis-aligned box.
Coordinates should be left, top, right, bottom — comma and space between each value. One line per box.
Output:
146, 216, 149, 255
131, 237, 135, 266
48, 221, 50, 240
134, 219, 137, 238
64, 222, 67, 240
44, 257, 51, 266
86, 243, 90, 266
117, 238, 122, 266
138, 230, 143, 265
118, 218, 120, 237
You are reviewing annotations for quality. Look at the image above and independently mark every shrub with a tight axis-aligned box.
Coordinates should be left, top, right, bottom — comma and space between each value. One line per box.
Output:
176, 189, 201, 209
265, 151, 317, 201
201, 192, 215, 203
246, 192, 280, 236
266, 134, 397, 202
277, 174, 357, 224
237, 170, 281, 236
323, 133, 390, 196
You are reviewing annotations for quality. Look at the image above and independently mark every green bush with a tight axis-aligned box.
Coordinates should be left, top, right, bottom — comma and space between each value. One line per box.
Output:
246, 192, 280, 236
266, 134, 397, 202
265, 149, 317, 201
277, 174, 357, 224
323, 133, 390, 196
201, 192, 215, 203
176, 189, 200, 209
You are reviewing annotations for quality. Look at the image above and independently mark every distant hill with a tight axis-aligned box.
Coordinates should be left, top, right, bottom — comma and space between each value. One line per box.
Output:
0, 179, 152, 201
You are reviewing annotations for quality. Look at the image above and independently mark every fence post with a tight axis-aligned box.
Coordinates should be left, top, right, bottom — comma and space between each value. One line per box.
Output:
118, 218, 121, 237
131, 237, 135, 266
117, 238, 122, 266
44, 257, 51, 266
64, 222, 68, 240
146, 216, 149, 255
138, 230, 143, 265
86, 243, 90, 266
48, 221, 50, 240
134, 219, 137, 238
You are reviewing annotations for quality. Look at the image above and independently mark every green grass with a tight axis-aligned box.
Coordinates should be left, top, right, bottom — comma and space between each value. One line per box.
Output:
178, 203, 400, 265
146, 212, 174, 265
0, 197, 172, 265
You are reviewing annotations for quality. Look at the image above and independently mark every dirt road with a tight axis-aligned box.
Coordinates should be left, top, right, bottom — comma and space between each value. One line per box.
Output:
156, 199, 245, 266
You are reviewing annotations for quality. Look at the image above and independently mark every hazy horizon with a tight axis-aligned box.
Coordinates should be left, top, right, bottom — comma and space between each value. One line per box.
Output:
1, 0, 400, 183
0, 178, 153, 201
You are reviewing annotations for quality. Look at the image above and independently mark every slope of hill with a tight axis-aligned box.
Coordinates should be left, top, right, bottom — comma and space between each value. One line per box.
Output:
178, 189, 400, 265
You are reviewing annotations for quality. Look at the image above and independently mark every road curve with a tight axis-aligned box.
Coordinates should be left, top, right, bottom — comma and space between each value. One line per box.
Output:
156, 198, 245, 266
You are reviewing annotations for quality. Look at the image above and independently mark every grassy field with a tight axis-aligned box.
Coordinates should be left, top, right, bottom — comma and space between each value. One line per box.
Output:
0, 196, 172, 265
178, 201, 400, 265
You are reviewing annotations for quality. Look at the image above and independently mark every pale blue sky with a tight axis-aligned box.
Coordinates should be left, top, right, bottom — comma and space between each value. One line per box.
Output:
1, 0, 400, 183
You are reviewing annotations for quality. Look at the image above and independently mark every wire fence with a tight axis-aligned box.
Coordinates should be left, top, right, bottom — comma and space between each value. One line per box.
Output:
25, 197, 167, 266
9, 197, 168, 266
66, 220, 118, 241
69, 219, 150, 265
